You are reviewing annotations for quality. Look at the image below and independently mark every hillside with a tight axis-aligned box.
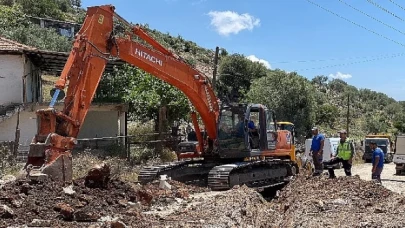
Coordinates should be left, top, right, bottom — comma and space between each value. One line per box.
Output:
1, 1, 405, 140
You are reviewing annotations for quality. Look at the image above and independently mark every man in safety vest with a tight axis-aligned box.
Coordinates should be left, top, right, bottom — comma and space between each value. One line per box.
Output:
323, 130, 355, 178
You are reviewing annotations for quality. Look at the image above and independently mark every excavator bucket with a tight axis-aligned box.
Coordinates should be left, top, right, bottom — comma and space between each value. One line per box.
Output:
24, 108, 77, 183
26, 135, 75, 183
296, 153, 314, 176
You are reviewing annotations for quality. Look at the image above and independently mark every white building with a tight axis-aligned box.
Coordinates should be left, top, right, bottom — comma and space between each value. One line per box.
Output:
0, 36, 128, 153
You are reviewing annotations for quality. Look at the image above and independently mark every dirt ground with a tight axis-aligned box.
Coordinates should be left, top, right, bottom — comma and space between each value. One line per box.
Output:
2, 162, 405, 227
334, 162, 405, 195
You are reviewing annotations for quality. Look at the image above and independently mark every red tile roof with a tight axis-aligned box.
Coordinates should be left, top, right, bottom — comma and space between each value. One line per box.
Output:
0, 36, 37, 52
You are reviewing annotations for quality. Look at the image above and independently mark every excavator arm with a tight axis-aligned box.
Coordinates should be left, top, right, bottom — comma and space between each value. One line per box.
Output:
25, 5, 219, 183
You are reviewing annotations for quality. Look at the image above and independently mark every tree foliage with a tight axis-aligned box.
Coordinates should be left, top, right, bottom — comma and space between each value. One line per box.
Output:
315, 104, 339, 128
97, 65, 190, 126
245, 70, 315, 137
217, 53, 268, 102
0, 3, 75, 52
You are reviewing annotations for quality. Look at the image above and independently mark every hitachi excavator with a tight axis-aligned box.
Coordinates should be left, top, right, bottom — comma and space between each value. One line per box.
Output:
24, 5, 298, 190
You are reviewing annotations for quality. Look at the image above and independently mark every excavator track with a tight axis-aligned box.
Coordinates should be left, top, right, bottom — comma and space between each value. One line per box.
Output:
138, 160, 217, 184
208, 159, 296, 191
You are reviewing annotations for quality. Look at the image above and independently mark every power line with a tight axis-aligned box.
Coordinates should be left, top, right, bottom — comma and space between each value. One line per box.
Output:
273, 52, 405, 64
366, 0, 405, 22
338, 0, 405, 36
305, 0, 405, 48
388, 0, 405, 12
294, 52, 405, 71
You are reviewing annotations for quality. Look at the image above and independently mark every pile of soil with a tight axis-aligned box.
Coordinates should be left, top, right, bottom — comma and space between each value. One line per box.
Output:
270, 175, 405, 227
2, 173, 405, 227
0, 177, 207, 227
142, 185, 278, 228
136, 180, 210, 207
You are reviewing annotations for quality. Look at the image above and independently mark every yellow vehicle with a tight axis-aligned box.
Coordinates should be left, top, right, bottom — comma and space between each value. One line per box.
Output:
277, 121, 314, 175
277, 121, 295, 133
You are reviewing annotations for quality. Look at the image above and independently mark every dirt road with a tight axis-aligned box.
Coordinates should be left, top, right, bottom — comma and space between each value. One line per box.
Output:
334, 162, 405, 195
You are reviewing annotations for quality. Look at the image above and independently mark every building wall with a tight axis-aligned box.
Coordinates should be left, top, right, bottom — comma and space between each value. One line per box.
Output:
77, 111, 119, 138
0, 105, 125, 146
0, 110, 37, 145
0, 55, 24, 105
0, 54, 40, 105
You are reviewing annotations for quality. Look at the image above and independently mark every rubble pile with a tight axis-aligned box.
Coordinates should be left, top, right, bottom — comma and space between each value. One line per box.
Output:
136, 179, 210, 207
0, 176, 207, 227
0, 178, 138, 227
271, 175, 405, 227
144, 185, 279, 228
2, 171, 405, 227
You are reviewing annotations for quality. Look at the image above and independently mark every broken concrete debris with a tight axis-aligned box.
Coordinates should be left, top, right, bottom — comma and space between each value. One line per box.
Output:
0, 168, 405, 227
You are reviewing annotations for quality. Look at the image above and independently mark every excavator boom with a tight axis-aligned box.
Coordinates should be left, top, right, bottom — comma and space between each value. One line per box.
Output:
25, 5, 219, 182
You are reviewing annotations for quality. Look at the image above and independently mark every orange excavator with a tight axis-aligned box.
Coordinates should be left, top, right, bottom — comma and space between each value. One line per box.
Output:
24, 5, 298, 190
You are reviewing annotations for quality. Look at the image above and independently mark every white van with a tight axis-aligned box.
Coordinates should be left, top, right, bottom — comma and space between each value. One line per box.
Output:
393, 135, 405, 175
305, 137, 342, 169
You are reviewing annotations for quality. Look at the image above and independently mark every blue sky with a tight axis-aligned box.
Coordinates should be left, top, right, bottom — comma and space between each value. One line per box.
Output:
82, 0, 405, 100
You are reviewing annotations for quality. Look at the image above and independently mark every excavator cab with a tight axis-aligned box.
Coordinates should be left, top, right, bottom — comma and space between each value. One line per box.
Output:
217, 104, 278, 159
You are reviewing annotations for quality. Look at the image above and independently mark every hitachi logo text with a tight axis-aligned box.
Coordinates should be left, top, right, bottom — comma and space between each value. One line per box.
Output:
135, 48, 163, 66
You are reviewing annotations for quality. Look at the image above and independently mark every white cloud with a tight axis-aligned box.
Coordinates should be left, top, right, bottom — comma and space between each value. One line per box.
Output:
207, 11, 260, 36
328, 72, 352, 79
246, 55, 271, 69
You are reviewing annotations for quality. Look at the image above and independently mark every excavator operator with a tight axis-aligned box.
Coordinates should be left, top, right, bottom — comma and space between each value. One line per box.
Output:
235, 115, 245, 138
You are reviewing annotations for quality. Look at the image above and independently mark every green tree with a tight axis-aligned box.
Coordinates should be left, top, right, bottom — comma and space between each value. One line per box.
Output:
315, 104, 339, 128
245, 70, 315, 137
311, 75, 328, 87
364, 115, 389, 134
0, 23, 72, 52
328, 78, 347, 93
0, 4, 25, 28
0, 0, 14, 7
217, 53, 267, 102
103, 65, 190, 127
385, 103, 402, 121
15, 0, 64, 20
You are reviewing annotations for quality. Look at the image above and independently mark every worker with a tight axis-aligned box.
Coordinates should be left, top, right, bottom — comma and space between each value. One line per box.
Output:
323, 130, 354, 178
370, 141, 384, 183
310, 127, 325, 176
235, 115, 245, 137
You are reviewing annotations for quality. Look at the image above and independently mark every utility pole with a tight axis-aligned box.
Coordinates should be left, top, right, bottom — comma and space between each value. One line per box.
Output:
346, 93, 350, 136
212, 46, 220, 92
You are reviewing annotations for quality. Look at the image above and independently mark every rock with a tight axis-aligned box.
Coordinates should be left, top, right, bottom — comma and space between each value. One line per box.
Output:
332, 198, 347, 205
63, 184, 76, 195
0, 205, 14, 218
54, 203, 74, 220
118, 199, 128, 207
159, 175, 171, 190
128, 201, 142, 209
87, 225, 102, 228
74, 209, 101, 222
28, 172, 48, 182
30, 219, 52, 227
20, 183, 31, 194
110, 220, 127, 228
84, 162, 111, 188
0, 175, 16, 184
